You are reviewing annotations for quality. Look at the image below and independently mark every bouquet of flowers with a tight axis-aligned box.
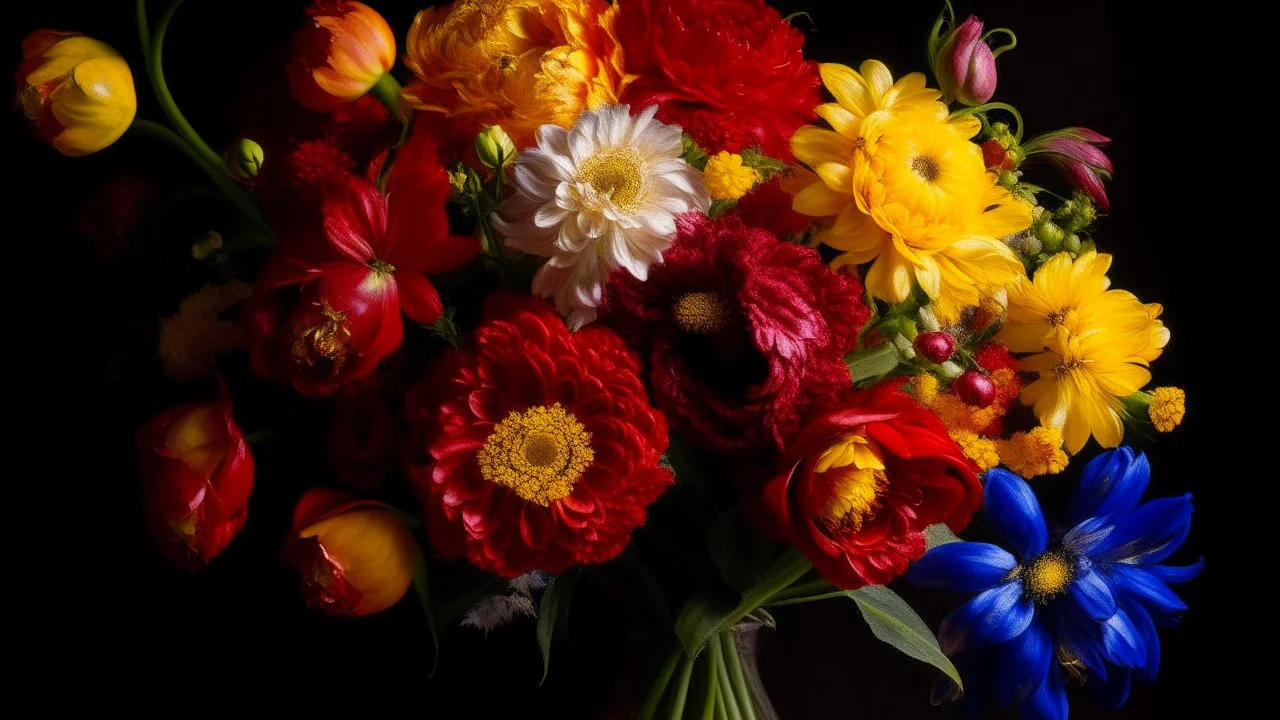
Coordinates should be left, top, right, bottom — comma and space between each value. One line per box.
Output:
18, 0, 1199, 716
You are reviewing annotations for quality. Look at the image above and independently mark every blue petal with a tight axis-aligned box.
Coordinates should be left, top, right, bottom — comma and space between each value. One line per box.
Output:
1147, 558, 1205, 586
1106, 564, 1188, 624
1062, 515, 1116, 558
1100, 607, 1146, 668
1066, 561, 1117, 621
1095, 494, 1194, 566
992, 616, 1052, 706
1070, 447, 1149, 524
1124, 598, 1162, 683
983, 469, 1048, 561
1023, 666, 1069, 720
907, 542, 1018, 592
938, 580, 1035, 654
1093, 666, 1133, 709
1058, 615, 1110, 680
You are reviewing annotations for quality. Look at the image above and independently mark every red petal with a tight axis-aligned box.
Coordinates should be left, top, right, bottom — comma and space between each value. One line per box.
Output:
397, 271, 444, 325
321, 176, 384, 262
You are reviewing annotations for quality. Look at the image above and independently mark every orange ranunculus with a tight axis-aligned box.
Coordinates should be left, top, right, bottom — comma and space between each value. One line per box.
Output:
402, 0, 627, 148
289, 1, 396, 112
16, 30, 136, 157
136, 392, 254, 570
285, 488, 419, 616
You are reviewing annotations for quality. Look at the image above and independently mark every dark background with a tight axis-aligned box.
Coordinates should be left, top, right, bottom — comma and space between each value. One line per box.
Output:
9, 0, 1221, 715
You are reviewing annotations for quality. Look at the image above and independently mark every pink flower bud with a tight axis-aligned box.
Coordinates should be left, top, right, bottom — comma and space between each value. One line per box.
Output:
914, 332, 956, 364
1024, 128, 1114, 211
954, 371, 996, 408
934, 16, 998, 106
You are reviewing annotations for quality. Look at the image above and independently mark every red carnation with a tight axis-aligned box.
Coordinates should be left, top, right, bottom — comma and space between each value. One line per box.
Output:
763, 385, 983, 589
246, 129, 478, 396
405, 294, 674, 578
616, 0, 820, 160
605, 213, 868, 456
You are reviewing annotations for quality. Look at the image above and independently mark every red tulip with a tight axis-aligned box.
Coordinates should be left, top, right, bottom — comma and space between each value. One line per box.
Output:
246, 129, 479, 396
285, 488, 419, 616
136, 390, 254, 570
1023, 127, 1114, 211
289, 1, 396, 112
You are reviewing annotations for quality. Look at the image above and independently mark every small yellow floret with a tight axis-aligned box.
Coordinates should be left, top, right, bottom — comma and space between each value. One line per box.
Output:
996, 425, 1069, 478
477, 403, 594, 506
950, 429, 999, 470
912, 373, 940, 406
158, 281, 252, 382
703, 151, 758, 201
1148, 386, 1185, 433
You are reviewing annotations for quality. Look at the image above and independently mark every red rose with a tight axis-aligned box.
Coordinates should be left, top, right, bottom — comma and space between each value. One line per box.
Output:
136, 390, 254, 570
246, 129, 478, 396
604, 213, 868, 455
406, 294, 673, 578
616, 0, 820, 159
762, 385, 982, 589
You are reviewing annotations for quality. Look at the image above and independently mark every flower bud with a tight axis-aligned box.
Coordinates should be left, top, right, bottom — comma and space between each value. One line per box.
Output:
1023, 128, 1113, 211
1036, 221, 1065, 251
285, 488, 419, 616
913, 331, 956, 364
289, 1, 396, 112
954, 370, 996, 408
475, 125, 516, 170
17, 30, 137, 156
934, 16, 998, 106
136, 391, 254, 570
226, 138, 264, 182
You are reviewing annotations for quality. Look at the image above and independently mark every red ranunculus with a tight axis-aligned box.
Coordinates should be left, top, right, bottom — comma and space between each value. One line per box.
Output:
136, 390, 254, 570
246, 129, 478, 396
616, 0, 820, 159
762, 385, 983, 589
406, 294, 673, 578
604, 213, 868, 455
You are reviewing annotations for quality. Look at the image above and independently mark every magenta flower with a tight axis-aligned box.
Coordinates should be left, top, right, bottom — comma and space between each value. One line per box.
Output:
1024, 128, 1115, 211
934, 16, 998, 106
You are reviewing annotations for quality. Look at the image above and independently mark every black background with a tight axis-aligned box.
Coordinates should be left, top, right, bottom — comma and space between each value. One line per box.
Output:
8, 0, 1222, 716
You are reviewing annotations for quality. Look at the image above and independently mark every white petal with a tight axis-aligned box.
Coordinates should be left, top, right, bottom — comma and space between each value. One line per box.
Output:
534, 202, 571, 229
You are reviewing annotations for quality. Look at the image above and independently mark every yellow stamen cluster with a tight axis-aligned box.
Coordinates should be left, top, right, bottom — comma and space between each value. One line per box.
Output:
703, 151, 758, 201
1148, 386, 1186, 433
949, 429, 999, 470
996, 426, 1069, 478
911, 373, 941, 406
815, 432, 887, 534
477, 403, 594, 506
672, 291, 729, 335
578, 148, 645, 210
158, 281, 252, 382
1022, 552, 1073, 602
292, 302, 353, 372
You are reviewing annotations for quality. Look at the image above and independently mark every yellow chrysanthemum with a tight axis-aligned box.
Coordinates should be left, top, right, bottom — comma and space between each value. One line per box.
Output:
950, 429, 998, 470
704, 152, 758, 201
996, 426, 1069, 478
1148, 386, 1185, 432
402, 0, 628, 149
158, 282, 252, 382
790, 61, 1032, 323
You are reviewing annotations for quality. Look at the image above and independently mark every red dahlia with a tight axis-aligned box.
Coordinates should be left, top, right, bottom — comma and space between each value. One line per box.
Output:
763, 385, 983, 589
405, 294, 673, 578
616, 0, 820, 160
605, 213, 869, 455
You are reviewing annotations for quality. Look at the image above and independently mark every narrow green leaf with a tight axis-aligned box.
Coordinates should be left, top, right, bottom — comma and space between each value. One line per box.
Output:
708, 198, 738, 218
709, 510, 784, 592
925, 523, 962, 549
846, 343, 901, 382
410, 551, 440, 676
675, 594, 738, 659
847, 585, 963, 689
537, 568, 580, 685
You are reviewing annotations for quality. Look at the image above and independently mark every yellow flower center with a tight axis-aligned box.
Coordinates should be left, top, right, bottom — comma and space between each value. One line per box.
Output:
672, 292, 729, 334
815, 432, 888, 534
477, 403, 594, 506
368, 259, 396, 275
911, 154, 941, 182
1052, 358, 1085, 377
292, 301, 352, 372
1045, 306, 1075, 327
1022, 552, 1073, 602
578, 148, 645, 210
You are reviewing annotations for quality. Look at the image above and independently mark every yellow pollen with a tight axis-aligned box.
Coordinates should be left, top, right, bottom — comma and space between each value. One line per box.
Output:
577, 148, 645, 210
292, 301, 352, 372
911, 154, 941, 182
815, 432, 888, 534
368, 259, 396, 275
1022, 552, 1073, 602
1149, 386, 1185, 433
477, 403, 594, 506
996, 425, 1069, 478
672, 291, 729, 334
1052, 358, 1085, 377
1045, 306, 1074, 327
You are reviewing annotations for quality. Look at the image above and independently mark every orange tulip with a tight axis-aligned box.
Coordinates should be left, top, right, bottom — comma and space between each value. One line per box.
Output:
289, 1, 396, 112
285, 488, 419, 616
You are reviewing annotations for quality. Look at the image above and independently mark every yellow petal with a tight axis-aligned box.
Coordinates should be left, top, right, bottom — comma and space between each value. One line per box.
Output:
815, 103, 860, 139
791, 126, 855, 168
859, 59, 894, 98
865, 250, 915, 303
820, 62, 874, 116
793, 179, 851, 217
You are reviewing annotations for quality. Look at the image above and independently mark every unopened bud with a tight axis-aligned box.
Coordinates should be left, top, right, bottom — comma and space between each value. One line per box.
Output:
914, 331, 957, 364
226, 138, 264, 182
475, 125, 516, 170
954, 370, 996, 408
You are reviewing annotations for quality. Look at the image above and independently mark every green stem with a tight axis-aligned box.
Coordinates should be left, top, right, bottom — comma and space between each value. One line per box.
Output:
713, 549, 813, 642
766, 579, 829, 603
668, 652, 698, 720
766, 590, 849, 608
721, 633, 758, 720
369, 72, 404, 120
951, 102, 1025, 143
135, 0, 152, 66
710, 637, 743, 720
638, 647, 682, 720
149, 1, 222, 170
700, 655, 718, 720
983, 27, 1018, 58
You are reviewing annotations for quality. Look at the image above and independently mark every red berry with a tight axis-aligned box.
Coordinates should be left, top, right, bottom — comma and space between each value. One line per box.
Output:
914, 332, 956, 364
955, 371, 996, 408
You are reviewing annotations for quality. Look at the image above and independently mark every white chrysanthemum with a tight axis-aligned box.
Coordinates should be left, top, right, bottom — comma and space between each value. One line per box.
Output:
493, 104, 711, 329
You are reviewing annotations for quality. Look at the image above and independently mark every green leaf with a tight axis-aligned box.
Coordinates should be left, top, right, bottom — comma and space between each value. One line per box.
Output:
708, 198, 738, 218
709, 511, 784, 592
681, 135, 709, 170
846, 343, 901, 383
739, 148, 789, 182
925, 523, 962, 549
675, 593, 739, 660
537, 568, 580, 685
847, 585, 962, 690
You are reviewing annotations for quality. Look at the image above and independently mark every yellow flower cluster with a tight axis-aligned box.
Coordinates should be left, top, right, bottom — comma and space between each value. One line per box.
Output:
998, 252, 1169, 453
949, 429, 998, 471
703, 152, 759, 201
1148, 386, 1186, 433
911, 371, 1018, 470
158, 281, 252, 382
789, 60, 1032, 323
996, 426, 1069, 478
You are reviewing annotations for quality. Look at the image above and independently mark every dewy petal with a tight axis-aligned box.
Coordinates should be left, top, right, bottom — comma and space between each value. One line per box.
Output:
938, 580, 1035, 654
982, 469, 1049, 561
906, 542, 1017, 593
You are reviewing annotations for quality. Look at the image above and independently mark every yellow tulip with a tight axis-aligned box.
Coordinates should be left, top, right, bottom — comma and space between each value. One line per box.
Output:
17, 30, 137, 157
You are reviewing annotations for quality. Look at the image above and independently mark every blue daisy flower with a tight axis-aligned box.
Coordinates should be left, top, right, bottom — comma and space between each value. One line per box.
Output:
906, 447, 1201, 719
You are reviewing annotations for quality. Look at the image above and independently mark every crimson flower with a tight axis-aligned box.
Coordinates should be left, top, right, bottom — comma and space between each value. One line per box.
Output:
605, 213, 868, 455
615, 0, 820, 159
763, 385, 983, 589
406, 294, 673, 578
247, 130, 478, 396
